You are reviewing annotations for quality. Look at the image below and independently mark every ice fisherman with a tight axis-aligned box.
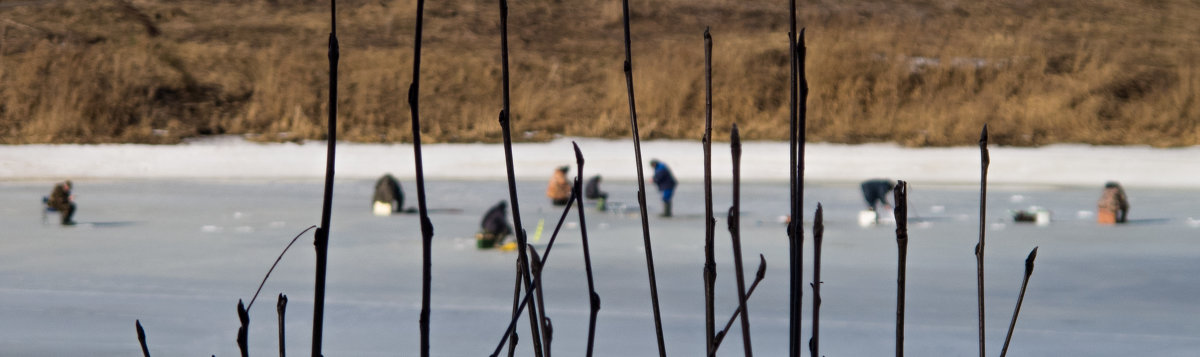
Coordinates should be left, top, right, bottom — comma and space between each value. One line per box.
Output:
649, 159, 677, 217
1097, 181, 1129, 224
372, 174, 405, 215
46, 180, 76, 225
585, 175, 609, 211
478, 201, 514, 249
546, 166, 572, 206
861, 179, 896, 211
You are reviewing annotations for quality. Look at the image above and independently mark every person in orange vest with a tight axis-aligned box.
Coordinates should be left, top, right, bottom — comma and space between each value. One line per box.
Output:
546, 166, 572, 206
1096, 181, 1129, 224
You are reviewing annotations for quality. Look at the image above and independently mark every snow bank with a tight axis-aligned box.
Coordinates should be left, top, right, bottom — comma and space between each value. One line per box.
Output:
2, 136, 1197, 188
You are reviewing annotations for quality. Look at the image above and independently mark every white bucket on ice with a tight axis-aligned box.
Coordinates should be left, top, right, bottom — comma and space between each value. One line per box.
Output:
373, 201, 393, 216
858, 210, 877, 227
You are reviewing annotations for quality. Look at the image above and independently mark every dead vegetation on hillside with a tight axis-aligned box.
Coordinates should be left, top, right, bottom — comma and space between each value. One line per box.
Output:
1, 0, 1197, 146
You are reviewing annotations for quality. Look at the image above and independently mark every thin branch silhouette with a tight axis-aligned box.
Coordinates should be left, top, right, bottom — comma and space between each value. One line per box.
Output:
1000, 247, 1039, 357
311, 0, 339, 354
136, 320, 150, 357
810, 203, 825, 357
237, 300, 249, 357
247, 226, 317, 310
405, 0, 436, 354
573, 143, 601, 356
490, 192, 578, 357
277, 294, 287, 357
976, 125, 990, 357
711, 255, 767, 355
495, 0, 543, 354
619, 0, 666, 353
728, 124, 754, 356
528, 247, 553, 357
702, 26, 718, 357
894, 181, 909, 357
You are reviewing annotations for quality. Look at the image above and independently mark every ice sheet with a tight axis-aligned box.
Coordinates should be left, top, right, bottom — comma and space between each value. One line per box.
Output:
3, 179, 1198, 356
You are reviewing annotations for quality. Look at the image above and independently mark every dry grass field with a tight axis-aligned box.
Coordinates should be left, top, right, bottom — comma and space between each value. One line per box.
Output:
1, 0, 1197, 146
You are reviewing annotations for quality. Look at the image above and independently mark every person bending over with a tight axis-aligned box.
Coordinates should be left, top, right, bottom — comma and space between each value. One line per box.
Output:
372, 174, 405, 214
860, 179, 896, 212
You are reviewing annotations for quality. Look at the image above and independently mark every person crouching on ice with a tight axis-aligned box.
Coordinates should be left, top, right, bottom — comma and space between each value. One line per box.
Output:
649, 159, 677, 217
585, 175, 609, 211
48, 180, 76, 226
477, 201, 514, 249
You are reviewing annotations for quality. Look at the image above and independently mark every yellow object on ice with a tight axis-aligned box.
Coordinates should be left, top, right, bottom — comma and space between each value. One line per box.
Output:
532, 218, 545, 243
499, 242, 518, 251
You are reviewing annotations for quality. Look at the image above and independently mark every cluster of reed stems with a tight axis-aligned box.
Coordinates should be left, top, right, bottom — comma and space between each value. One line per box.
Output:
128, 1, 1043, 356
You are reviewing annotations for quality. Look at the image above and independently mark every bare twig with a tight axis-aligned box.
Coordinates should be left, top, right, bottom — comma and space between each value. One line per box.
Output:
1000, 247, 1039, 357
619, 0, 666, 354
135, 320, 150, 357
573, 143, 601, 356
237, 300, 249, 357
810, 203, 825, 357
247, 226, 317, 310
787, 22, 801, 357
787, 19, 809, 356
702, 26, 718, 357
506, 260, 522, 357
405, 0, 436, 354
976, 125, 990, 357
495, 0, 544, 354
490, 193, 578, 357
277, 294, 287, 357
532, 191, 578, 355
236, 224, 308, 357
727, 124, 754, 356
311, 1, 339, 354
711, 255, 767, 355
528, 247, 553, 357
893, 181, 909, 357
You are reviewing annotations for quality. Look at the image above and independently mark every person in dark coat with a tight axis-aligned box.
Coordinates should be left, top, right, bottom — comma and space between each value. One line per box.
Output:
860, 179, 896, 211
373, 174, 405, 214
649, 159, 677, 217
1097, 181, 1129, 224
478, 201, 514, 249
47, 180, 76, 225
585, 175, 609, 211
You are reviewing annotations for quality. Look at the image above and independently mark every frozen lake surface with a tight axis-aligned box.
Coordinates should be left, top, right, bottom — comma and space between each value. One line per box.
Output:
3, 178, 1199, 356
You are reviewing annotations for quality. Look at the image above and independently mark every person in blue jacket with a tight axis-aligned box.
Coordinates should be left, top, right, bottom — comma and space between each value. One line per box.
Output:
649, 159, 677, 217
